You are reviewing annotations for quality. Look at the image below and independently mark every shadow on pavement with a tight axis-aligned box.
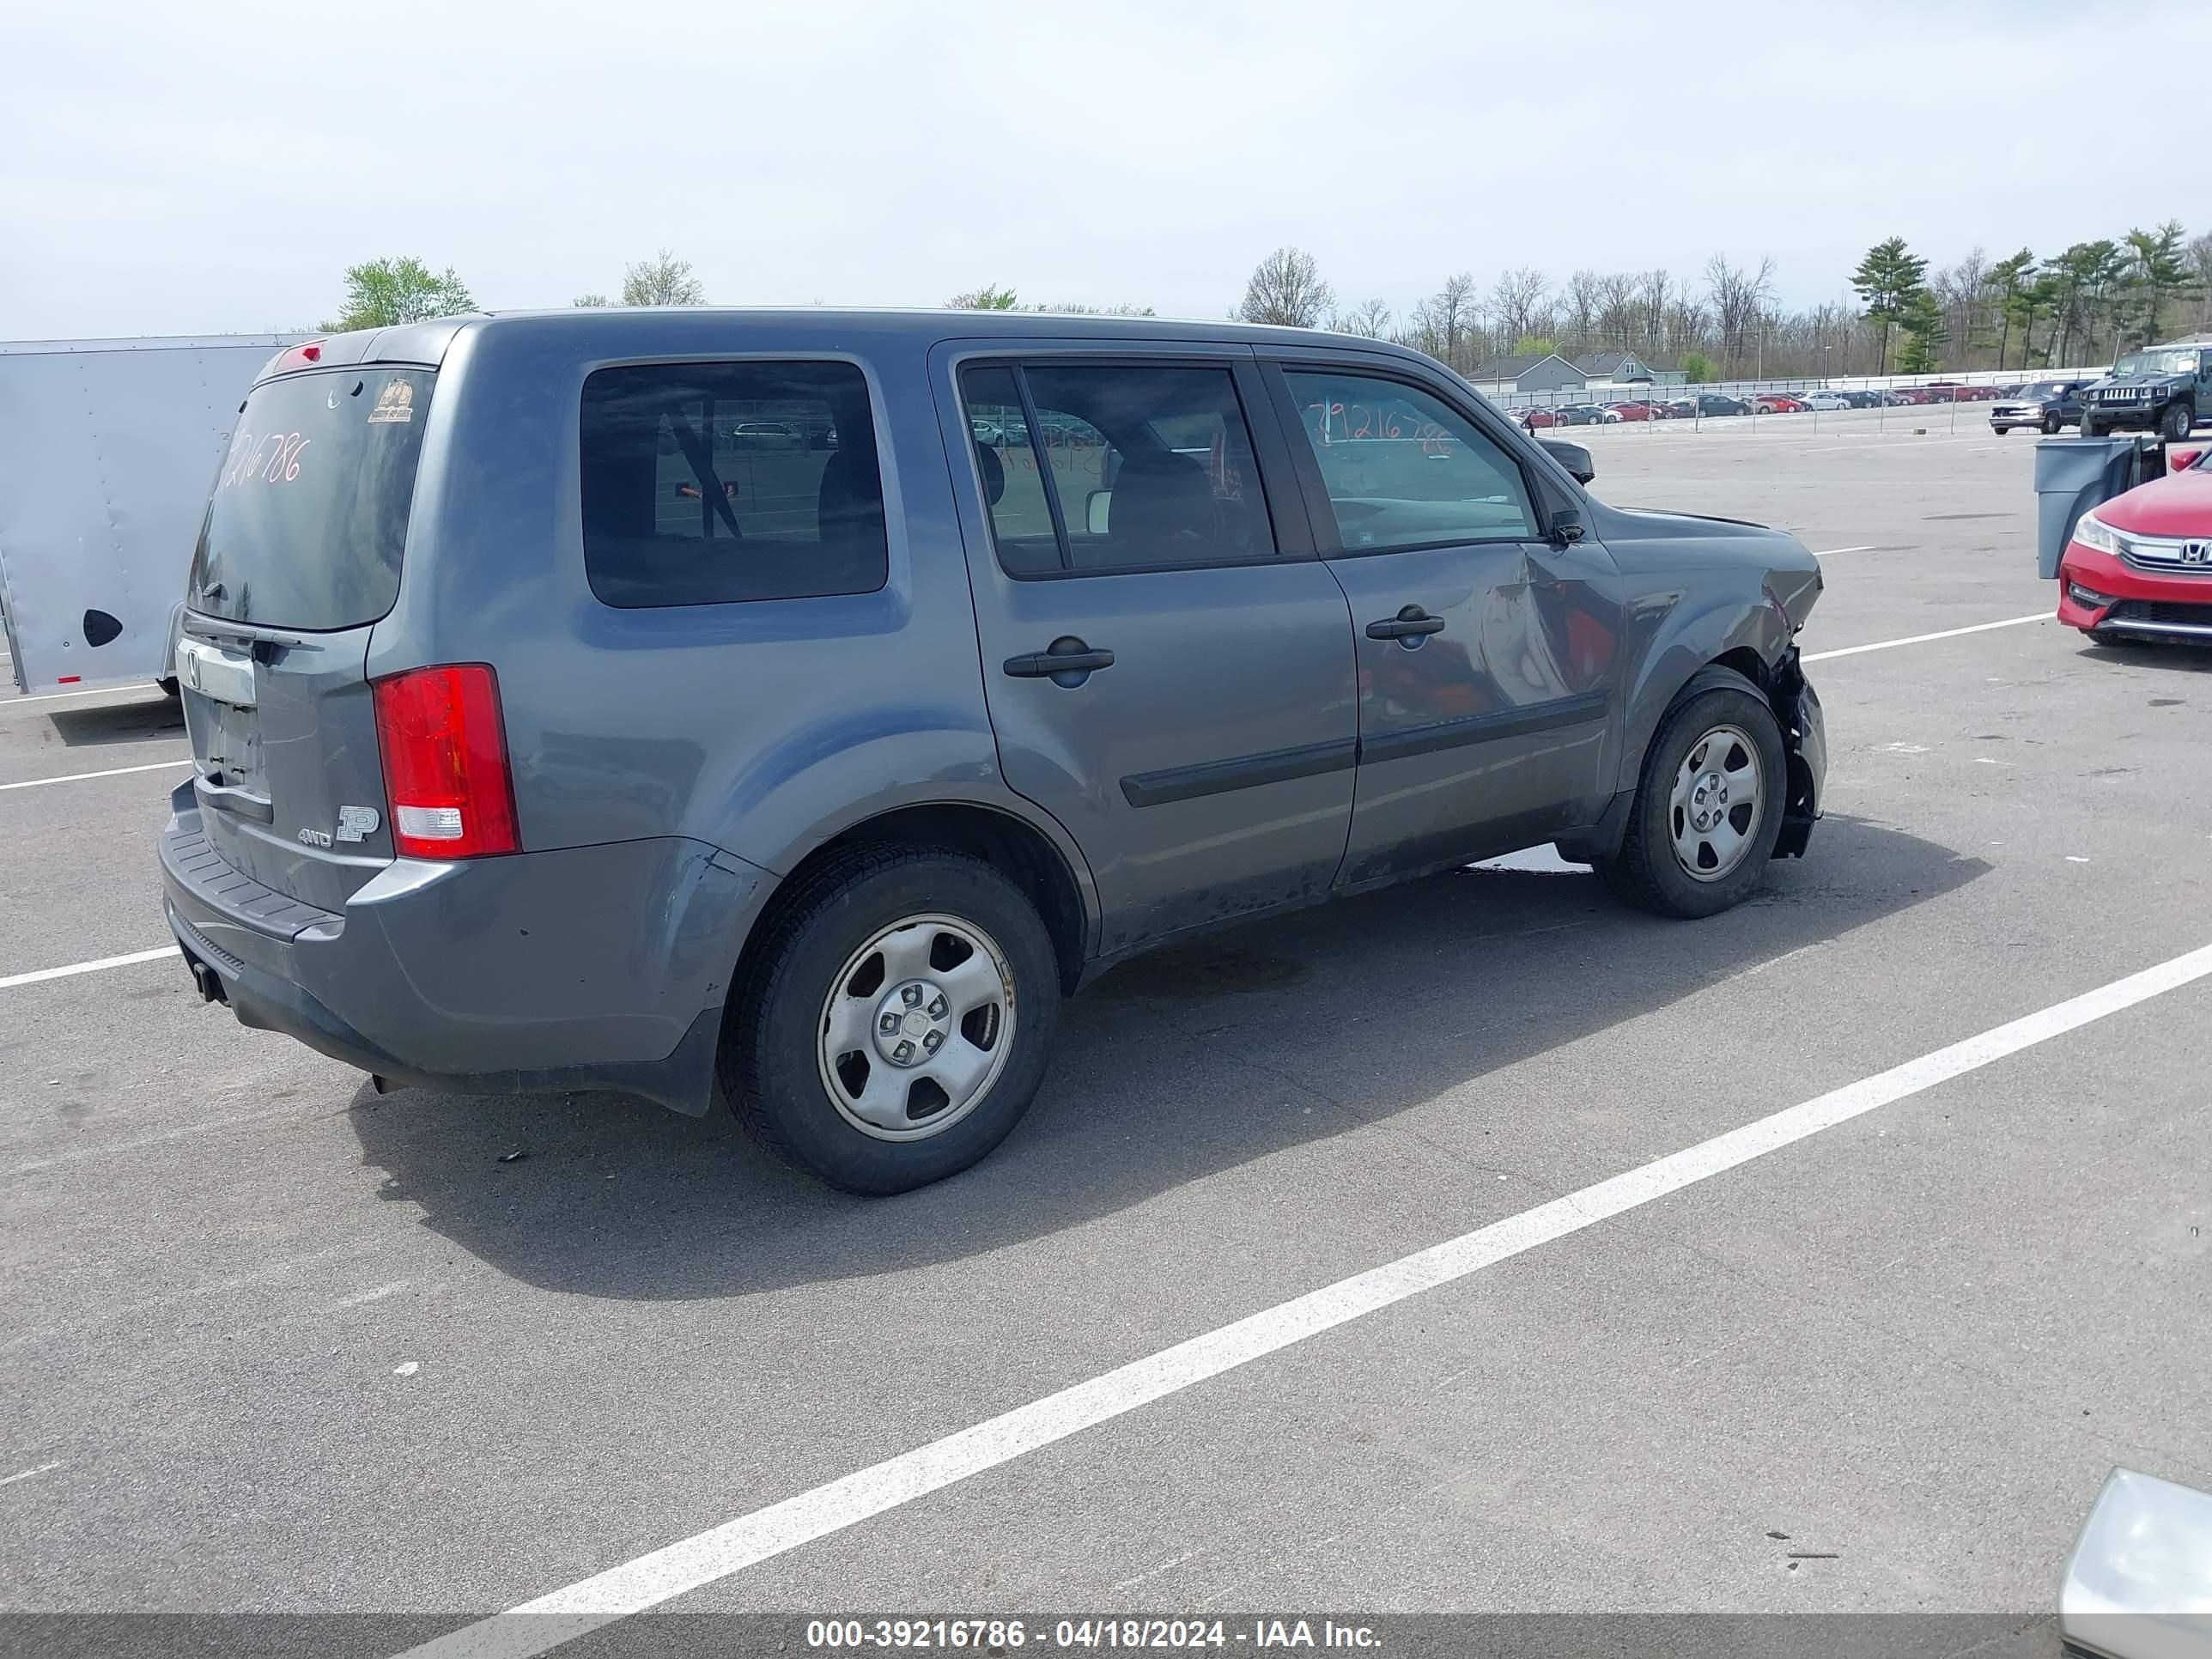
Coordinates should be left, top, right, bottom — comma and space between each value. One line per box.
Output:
39, 697, 186, 746
2069, 641, 2212, 677
349, 814, 1985, 1302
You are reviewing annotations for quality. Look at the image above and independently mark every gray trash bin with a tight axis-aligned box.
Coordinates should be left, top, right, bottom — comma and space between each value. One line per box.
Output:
2033, 436, 2157, 579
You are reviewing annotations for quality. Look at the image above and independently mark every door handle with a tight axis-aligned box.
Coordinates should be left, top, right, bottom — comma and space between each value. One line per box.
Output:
1003, 638, 1115, 681
1365, 606, 1447, 641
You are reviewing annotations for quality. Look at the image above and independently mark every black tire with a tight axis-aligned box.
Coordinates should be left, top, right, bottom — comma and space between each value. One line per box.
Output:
2042, 415, 2061, 435
2080, 410, 2102, 439
2163, 401, 2194, 441
1594, 668, 1788, 920
156, 676, 181, 700
1993, 425, 2009, 436
720, 846, 1060, 1194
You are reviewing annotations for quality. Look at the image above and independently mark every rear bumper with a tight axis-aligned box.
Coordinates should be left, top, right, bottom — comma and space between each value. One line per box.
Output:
2057, 544, 2212, 642
157, 786, 774, 1114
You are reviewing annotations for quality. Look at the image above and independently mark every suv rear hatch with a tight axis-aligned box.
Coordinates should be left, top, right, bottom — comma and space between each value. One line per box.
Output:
176, 361, 436, 915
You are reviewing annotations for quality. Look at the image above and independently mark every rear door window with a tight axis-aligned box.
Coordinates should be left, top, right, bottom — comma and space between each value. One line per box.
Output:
190, 368, 434, 630
1282, 369, 1538, 552
959, 362, 1276, 575
580, 361, 887, 607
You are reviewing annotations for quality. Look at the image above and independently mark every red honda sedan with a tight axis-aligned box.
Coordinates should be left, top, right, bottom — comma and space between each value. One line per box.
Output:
2057, 446, 2212, 646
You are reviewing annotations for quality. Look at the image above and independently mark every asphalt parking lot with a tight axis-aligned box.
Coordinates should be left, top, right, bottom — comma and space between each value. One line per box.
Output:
4, 411, 2209, 1654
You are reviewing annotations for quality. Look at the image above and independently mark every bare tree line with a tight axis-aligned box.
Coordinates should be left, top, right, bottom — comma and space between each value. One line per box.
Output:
1224, 230, 2212, 381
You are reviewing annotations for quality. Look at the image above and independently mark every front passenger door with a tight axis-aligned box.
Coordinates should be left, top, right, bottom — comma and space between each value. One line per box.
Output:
1271, 364, 1625, 888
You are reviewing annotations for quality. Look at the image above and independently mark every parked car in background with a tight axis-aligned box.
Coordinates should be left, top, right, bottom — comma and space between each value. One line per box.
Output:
1798, 392, 1850, 411
1990, 380, 2091, 435
158, 308, 1828, 1194
1840, 389, 1886, 408
1687, 394, 1750, 417
2057, 441, 2212, 647
1753, 394, 1807, 414
1515, 406, 1558, 429
1551, 404, 1611, 427
2078, 345, 2209, 441
1607, 401, 1658, 422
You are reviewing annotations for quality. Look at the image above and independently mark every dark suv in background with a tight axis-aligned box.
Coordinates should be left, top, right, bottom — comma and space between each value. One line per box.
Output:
160, 310, 1826, 1194
2079, 346, 2209, 440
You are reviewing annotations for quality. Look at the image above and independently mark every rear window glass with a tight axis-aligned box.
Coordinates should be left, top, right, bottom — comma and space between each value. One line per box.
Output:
580, 361, 887, 607
189, 368, 434, 630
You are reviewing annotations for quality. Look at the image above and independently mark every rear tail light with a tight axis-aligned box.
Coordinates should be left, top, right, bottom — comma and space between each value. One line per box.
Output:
371, 664, 519, 859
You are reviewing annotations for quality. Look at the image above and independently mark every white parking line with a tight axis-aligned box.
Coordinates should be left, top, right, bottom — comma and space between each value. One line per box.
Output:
0, 759, 192, 793
396, 940, 2212, 1659
1, 682, 159, 705
0, 948, 175, 993
1805, 613, 2049, 661
1811, 545, 1875, 557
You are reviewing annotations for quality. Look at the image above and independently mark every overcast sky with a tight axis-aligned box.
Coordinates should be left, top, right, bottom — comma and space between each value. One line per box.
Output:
7, 0, 2207, 340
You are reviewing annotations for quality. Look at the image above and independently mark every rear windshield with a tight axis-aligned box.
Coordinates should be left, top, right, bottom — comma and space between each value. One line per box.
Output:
188, 367, 434, 630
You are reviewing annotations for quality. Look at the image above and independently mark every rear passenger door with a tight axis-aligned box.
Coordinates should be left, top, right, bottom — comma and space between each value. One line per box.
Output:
1263, 360, 1626, 887
932, 345, 1358, 958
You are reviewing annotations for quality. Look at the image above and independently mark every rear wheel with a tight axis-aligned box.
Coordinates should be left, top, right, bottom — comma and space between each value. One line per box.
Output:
721, 848, 1060, 1194
1993, 426, 2010, 436
1595, 670, 1787, 920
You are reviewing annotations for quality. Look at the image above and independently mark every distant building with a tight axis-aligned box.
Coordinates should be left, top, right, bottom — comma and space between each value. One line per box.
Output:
1575, 349, 1684, 387
1467, 352, 1586, 394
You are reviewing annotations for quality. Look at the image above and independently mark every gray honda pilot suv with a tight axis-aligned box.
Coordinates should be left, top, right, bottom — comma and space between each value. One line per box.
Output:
160, 310, 1826, 1194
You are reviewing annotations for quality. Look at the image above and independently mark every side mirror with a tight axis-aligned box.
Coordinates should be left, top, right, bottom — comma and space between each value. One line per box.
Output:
1547, 506, 1586, 546
1537, 437, 1595, 483
2061, 1468, 2212, 1659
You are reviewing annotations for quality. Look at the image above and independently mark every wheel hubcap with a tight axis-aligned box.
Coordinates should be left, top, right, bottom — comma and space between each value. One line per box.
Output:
818, 914, 1015, 1141
1668, 725, 1764, 883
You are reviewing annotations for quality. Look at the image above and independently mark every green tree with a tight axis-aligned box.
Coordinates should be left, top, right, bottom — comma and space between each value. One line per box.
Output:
2017, 270, 2064, 368
2124, 221, 2190, 345
1510, 334, 1556, 356
1895, 287, 1946, 374
1850, 236, 1929, 374
572, 294, 610, 307
947, 283, 1020, 309
323, 257, 474, 331
1678, 350, 1717, 384
1986, 249, 2037, 371
622, 250, 705, 306
2049, 240, 2126, 365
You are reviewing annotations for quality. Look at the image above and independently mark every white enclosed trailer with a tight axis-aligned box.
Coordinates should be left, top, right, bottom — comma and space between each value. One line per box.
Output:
0, 334, 298, 695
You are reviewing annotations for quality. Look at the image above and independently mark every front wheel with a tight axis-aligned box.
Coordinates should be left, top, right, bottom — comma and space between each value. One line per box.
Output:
2043, 415, 2061, 435
1595, 670, 1788, 920
1993, 426, 2010, 436
2163, 402, 2195, 441
721, 847, 1060, 1194
2080, 410, 2103, 439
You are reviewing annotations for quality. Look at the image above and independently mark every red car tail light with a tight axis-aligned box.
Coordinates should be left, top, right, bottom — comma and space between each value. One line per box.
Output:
371, 664, 520, 859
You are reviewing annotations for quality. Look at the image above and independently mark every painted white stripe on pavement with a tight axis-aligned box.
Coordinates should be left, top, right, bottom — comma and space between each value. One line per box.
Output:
0, 759, 192, 793
1805, 613, 2049, 661
0, 948, 175, 992
1, 682, 159, 705
0, 1462, 64, 1487
1810, 545, 1875, 557
394, 940, 2212, 1659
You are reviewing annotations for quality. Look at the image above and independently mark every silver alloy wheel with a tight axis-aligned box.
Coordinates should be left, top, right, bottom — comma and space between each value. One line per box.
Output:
1668, 723, 1764, 883
817, 913, 1016, 1141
